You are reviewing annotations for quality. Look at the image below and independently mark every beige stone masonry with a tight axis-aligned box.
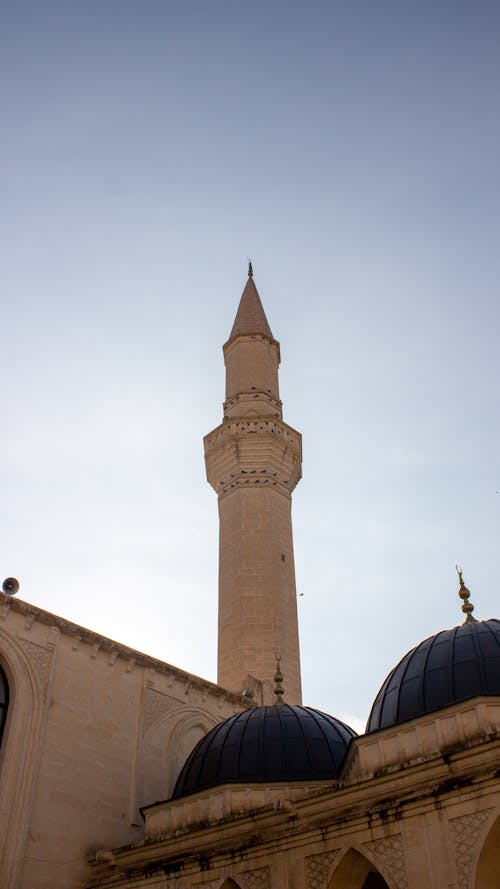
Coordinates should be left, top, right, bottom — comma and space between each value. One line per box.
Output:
204, 417, 302, 498
205, 277, 303, 703
88, 706, 500, 889
0, 592, 251, 889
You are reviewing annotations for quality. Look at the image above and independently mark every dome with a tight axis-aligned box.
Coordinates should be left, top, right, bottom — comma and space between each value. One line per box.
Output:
172, 704, 357, 799
367, 618, 500, 733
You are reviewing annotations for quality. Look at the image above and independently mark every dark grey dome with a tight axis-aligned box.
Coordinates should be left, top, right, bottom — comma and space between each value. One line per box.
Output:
172, 704, 357, 799
367, 619, 500, 733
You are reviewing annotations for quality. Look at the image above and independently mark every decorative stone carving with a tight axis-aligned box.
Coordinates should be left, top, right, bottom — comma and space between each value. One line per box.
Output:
18, 638, 53, 698
363, 834, 408, 889
143, 687, 173, 734
46, 625, 60, 648
240, 866, 271, 889
305, 850, 341, 889
449, 808, 495, 889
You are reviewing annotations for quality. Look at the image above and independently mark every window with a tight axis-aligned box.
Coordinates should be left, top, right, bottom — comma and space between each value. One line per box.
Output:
0, 665, 8, 745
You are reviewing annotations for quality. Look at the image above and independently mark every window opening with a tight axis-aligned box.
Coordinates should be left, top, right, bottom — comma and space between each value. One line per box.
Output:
0, 665, 8, 745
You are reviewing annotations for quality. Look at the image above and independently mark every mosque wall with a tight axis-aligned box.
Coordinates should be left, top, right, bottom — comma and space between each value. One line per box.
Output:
88, 721, 500, 889
0, 591, 248, 889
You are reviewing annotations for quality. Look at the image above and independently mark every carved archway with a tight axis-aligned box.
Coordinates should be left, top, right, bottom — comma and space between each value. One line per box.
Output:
0, 629, 49, 889
329, 849, 391, 889
137, 703, 219, 812
476, 813, 500, 888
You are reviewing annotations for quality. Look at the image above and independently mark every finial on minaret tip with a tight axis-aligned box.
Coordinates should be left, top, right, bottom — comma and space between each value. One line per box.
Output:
273, 653, 285, 705
248, 260, 253, 278
456, 565, 476, 623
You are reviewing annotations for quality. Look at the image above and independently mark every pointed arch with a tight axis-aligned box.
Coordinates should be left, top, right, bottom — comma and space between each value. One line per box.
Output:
0, 629, 49, 889
220, 880, 242, 889
0, 664, 8, 748
135, 703, 220, 817
328, 848, 392, 889
476, 813, 500, 888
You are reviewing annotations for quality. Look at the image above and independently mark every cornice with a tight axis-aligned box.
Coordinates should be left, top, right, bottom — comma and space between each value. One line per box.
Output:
0, 591, 250, 707
88, 732, 500, 886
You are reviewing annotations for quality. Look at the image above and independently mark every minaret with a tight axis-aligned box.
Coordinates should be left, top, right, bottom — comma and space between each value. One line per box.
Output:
204, 265, 303, 704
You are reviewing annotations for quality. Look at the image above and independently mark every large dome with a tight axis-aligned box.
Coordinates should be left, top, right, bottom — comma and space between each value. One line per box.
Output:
172, 704, 357, 799
367, 618, 500, 733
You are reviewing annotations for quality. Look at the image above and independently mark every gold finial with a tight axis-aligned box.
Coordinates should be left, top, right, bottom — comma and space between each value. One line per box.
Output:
248, 260, 253, 278
456, 565, 476, 623
273, 653, 284, 705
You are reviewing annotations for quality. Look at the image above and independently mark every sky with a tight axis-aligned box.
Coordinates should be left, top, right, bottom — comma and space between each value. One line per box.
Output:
1, 1, 499, 732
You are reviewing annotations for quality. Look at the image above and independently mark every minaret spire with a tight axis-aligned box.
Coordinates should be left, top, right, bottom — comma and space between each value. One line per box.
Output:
228, 271, 274, 343
204, 271, 303, 704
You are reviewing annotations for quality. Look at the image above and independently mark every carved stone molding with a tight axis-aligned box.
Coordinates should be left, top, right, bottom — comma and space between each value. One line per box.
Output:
18, 638, 53, 698
449, 808, 495, 889
363, 834, 408, 889
240, 866, 271, 889
143, 687, 173, 734
305, 850, 341, 889
190, 869, 272, 889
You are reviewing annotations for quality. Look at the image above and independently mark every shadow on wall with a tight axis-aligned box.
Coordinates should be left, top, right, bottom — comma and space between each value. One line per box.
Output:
476, 812, 500, 889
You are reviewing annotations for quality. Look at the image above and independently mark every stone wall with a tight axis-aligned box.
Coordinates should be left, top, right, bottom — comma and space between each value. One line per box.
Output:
0, 592, 248, 889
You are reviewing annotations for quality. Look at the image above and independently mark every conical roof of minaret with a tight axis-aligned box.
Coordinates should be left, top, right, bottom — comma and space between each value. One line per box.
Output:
228, 269, 275, 342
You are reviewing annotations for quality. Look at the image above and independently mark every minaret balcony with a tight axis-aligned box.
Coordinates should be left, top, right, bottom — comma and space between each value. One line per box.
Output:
204, 417, 302, 497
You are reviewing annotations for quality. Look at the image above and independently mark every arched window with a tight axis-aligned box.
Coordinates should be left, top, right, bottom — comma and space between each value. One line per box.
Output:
0, 665, 8, 744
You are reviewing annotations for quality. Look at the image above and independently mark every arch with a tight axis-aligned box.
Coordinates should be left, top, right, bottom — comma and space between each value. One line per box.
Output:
329, 848, 392, 889
475, 813, 500, 888
0, 664, 8, 746
137, 703, 220, 811
0, 629, 49, 889
165, 708, 217, 797
220, 880, 242, 889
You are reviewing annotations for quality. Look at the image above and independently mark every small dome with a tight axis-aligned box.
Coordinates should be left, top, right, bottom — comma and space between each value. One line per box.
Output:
367, 619, 500, 732
172, 704, 356, 799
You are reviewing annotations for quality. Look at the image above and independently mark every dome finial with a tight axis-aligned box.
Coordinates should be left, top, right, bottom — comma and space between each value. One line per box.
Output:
274, 653, 285, 705
456, 565, 476, 623
248, 259, 253, 278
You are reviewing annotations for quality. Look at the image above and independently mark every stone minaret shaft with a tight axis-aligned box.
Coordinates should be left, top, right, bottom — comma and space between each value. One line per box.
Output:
204, 270, 302, 704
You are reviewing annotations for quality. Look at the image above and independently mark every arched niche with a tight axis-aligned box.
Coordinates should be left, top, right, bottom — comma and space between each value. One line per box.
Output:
329, 848, 391, 889
220, 880, 241, 889
137, 704, 219, 809
476, 813, 500, 888
0, 630, 48, 889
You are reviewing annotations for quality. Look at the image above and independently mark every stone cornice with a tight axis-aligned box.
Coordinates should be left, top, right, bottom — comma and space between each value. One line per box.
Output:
0, 591, 250, 706
204, 417, 301, 455
343, 697, 500, 783
88, 730, 500, 886
223, 332, 281, 364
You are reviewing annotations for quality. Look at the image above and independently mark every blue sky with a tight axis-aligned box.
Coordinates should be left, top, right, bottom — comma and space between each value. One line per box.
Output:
1, 1, 499, 729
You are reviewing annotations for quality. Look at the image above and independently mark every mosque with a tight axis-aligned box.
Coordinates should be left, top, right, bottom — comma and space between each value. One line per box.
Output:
0, 269, 499, 889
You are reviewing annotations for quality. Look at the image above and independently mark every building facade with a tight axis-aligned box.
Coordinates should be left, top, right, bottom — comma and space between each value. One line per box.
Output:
0, 270, 499, 889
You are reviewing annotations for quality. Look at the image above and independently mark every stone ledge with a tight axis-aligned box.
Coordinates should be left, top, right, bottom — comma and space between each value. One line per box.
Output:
0, 591, 251, 707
